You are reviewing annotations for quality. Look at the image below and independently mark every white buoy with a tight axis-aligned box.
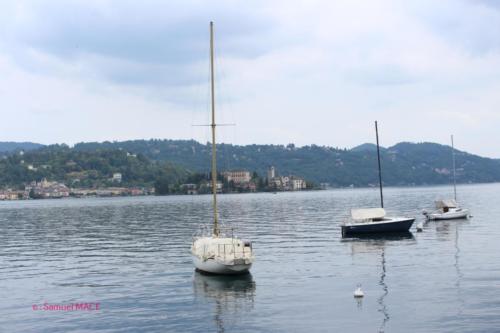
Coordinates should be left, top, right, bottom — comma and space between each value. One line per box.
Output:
416, 222, 423, 232
354, 284, 364, 298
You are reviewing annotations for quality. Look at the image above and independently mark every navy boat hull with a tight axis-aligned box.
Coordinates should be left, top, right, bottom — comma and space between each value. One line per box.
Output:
342, 217, 415, 236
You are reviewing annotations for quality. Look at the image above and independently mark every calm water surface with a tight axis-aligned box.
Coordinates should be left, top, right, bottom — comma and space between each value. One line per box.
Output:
1, 184, 500, 332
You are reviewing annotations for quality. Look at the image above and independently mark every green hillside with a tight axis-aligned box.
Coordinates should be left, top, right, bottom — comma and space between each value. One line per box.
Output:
73, 139, 500, 187
0, 142, 44, 153
1, 139, 499, 189
0, 145, 187, 189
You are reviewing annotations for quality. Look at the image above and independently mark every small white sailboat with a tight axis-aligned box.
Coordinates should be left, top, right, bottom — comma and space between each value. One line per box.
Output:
424, 199, 469, 220
342, 121, 415, 236
192, 234, 254, 274
191, 22, 254, 275
423, 136, 469, 221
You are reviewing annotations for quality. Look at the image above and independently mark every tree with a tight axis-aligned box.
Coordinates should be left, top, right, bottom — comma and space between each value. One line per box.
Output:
154, 177, 170, 195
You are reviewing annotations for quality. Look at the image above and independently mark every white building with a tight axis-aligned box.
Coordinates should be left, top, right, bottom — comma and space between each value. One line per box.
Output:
269, 174, 306, 191
207, 181, 223, 193
290, 176, 307, 190
222, 170, 251, 184
112, 173, 122, 183
181, 183, 198, 195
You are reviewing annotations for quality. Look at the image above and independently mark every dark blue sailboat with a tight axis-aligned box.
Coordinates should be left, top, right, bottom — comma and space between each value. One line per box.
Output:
341, 121, 415, 236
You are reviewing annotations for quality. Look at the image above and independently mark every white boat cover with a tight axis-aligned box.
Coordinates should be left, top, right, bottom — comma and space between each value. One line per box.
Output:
351, 208, 386, 221
192, 237, 254, 264
435, 199, 458, 209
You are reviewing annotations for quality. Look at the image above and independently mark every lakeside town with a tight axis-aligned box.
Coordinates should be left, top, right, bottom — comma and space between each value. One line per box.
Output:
0, 166, 311, 201
180, 166, 308, 195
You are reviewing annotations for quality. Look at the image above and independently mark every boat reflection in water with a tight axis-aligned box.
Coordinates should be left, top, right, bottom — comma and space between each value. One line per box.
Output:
343, 231, 414, 242
432, 218, 470, 238
432, 219, 466, 315
344, 232, 415, 332
193, 271, 256, 333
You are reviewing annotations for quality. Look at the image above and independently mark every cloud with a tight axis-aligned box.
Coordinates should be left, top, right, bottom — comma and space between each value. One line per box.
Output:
1, 0, 500, 157
1, 0, 279, 86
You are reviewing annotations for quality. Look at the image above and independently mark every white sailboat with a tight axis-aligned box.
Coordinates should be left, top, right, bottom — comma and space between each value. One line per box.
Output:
191, 22, 254, 275
423, 135, 470, 221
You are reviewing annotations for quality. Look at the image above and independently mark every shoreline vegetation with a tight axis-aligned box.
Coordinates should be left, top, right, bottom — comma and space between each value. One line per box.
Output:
1, 138, 500, 201
0, 172, 317, 201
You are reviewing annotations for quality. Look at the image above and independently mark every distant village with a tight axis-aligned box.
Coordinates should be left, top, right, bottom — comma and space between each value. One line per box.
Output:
179, 166, 309, 195
0, 175, 154, 201
0, 166, 311, 200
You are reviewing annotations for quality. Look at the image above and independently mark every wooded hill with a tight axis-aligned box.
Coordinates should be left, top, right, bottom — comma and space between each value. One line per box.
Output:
74, 139, 500, 187
1, 139, 499, 188
0, 144, 186, 189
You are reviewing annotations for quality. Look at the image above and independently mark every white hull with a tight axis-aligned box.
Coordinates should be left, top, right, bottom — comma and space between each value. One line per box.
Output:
427, 209, 469, 220
192, 255, 252, 275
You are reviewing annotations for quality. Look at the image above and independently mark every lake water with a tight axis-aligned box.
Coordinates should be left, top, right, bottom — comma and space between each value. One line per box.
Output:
1, 184, 499, 332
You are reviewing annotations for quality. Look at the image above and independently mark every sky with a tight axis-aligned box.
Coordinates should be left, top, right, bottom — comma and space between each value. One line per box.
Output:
1, 0, 499, 157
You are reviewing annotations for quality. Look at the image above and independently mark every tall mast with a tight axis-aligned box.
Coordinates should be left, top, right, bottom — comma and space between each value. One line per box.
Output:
210, 22, 219, 236
451, 135, 457, 201
375, 121, 384, 208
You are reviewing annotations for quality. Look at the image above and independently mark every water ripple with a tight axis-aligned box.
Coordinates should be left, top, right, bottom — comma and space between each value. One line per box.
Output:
1, 185, 500, 332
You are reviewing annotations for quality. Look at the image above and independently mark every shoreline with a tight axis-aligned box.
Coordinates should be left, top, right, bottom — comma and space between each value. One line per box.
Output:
1, 181, 497, 201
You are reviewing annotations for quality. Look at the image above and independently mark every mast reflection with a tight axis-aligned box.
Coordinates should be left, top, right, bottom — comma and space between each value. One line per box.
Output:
378, 248, 388, 333
432, 219, 466, 316
345, 232, 414, 332
193, 271, 256, 333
